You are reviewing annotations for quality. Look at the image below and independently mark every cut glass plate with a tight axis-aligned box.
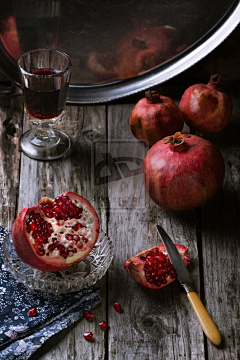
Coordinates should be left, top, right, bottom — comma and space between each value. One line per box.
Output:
2, 231, 113, 294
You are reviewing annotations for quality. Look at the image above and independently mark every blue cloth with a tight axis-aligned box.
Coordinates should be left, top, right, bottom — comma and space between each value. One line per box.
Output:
0, 227, 101, 360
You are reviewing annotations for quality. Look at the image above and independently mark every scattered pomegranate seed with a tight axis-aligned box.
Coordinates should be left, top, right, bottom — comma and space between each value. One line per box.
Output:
83, 332, 93, 341
28, 308, 38, 316
113, 302, 122, 312
84, 311, 94, 321
98, 321, 108, 329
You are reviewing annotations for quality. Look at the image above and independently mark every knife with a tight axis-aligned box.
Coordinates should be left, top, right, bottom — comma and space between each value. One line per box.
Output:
156, 225, 221, 346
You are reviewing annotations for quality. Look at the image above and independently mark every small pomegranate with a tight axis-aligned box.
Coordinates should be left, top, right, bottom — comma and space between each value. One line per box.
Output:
12, 192, 100, 272
130, 90, 184, 146
86, 51, 118, 81
142, 132, 225, 210
124, 244, 189, 289
98, 321, 108, 329
83, 332, 93, 341
113, 303, 122, 313
84, 311, 94, 321
179, 74, 233, 133
116, 24, 180, 79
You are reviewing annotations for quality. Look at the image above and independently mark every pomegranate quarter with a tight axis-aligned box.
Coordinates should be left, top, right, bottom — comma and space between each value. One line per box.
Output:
124, 244, 189, 289
12, 192, 100, 272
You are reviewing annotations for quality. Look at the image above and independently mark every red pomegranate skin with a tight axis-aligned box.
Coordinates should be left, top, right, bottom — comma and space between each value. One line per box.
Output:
12, 192, 100, 272
179, 75, 233, 133
142, 133, 225, 210
130, 91, 184, 146
124, 244, 189, 289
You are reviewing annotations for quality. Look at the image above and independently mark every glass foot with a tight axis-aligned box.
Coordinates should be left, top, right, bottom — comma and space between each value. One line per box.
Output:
20, 129, 71, 160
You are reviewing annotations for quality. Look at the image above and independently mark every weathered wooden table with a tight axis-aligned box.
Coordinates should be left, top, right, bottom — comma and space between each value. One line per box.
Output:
0, 78, 239, 360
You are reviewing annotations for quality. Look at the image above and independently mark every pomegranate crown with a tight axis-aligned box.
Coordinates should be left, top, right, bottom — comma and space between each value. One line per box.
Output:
145, 89, 161, 103
164, 132, 191, 146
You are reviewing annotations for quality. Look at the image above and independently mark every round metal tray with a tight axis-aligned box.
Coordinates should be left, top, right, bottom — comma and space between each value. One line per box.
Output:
0, 0, 239, 103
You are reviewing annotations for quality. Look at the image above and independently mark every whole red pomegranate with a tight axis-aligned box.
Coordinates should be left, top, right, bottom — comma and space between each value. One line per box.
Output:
130, 90, 184, 146
142, 132, 225, 210
124, 244, 189, 289
116, 25, 179, 78
12, 192, 100, 272
179, 75, 233, 133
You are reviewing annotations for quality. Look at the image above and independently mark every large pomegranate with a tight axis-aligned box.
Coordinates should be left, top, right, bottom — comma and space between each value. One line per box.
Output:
116, 25, 180, 79
12, 192, 100, 272
179, 74, 233, 133
124, 244, 189, 289
142, 132, 225, 210
130, 90, 184, 146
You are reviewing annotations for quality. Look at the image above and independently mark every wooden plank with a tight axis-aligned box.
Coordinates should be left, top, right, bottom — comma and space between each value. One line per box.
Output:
16, 104, 108, 360
0, 95, 23, 230
107, 102, 205, 359
201, 82, 240, 360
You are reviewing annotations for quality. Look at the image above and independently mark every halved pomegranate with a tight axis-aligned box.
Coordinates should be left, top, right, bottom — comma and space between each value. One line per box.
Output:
86, 51, 118, 81
124, 244, 189, 289
12, 192, 100, 272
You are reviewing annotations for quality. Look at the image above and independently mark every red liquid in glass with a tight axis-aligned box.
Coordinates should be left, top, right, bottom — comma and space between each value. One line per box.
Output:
24, 69, 69, 120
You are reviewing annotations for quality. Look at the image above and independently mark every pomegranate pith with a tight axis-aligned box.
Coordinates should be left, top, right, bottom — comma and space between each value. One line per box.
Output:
12, 192, 100, 272
124, 244, 189, 289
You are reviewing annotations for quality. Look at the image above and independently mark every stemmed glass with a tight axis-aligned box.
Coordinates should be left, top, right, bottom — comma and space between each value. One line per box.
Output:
18, 49, 72, 160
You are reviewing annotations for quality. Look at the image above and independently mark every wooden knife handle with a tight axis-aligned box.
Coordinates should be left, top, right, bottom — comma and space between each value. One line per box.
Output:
187, 292, 221, 346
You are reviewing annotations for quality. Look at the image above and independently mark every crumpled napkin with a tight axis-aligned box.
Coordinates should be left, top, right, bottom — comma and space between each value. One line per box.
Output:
0, 226, 101, 360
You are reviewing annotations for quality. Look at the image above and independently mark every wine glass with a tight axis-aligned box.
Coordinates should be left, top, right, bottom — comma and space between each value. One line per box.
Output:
18, 48, 72, 160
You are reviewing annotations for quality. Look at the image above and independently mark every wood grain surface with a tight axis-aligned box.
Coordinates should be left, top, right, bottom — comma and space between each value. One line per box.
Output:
0, 81, 239, 360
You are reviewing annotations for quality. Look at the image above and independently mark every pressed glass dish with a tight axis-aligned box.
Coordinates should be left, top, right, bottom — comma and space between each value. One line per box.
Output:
2, 231, 113, 294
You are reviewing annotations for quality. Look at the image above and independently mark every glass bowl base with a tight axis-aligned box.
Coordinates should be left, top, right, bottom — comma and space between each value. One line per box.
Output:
2, 231, 113, 294
20, 129, 71, 161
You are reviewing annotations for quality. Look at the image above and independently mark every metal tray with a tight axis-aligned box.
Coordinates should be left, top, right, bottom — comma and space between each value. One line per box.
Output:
0, 0, 239, 103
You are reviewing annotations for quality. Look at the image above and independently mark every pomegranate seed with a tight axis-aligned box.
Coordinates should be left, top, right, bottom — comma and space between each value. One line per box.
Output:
28, 308, 38, 316
72, 224, 78, 231
68, 246, 77, 253
83, 332, 93, 341
73, 235, 80, 241
65, 234, 73, 241
60, 252, 69, 259
98, 321, 108, 329
82, 237, 88, 243
77, 243, 83, 249
46, 213, 53, 218
48, 244, 55, 252
78, 223, 83, 228
113, 303, 122, 312
35, 247, 45, 256
30, 223, 38, 231
84, 311, 94, 321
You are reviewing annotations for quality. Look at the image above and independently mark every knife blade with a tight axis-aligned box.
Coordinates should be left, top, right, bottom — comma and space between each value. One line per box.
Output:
156, 225, 194, 287
156, 224, 222, 346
